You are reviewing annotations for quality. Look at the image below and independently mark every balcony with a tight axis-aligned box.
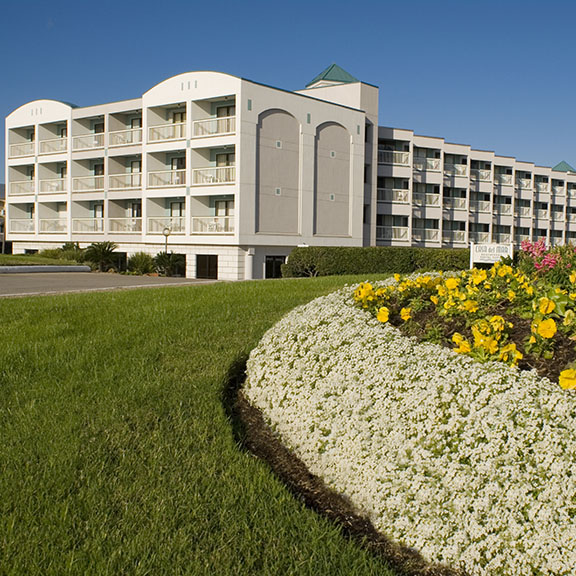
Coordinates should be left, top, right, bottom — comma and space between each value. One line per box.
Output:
552, 185, 565, 196
39, 218, 67, 233
109, 173, 142, 190
470, 232, 490, 243
469, 200, 491, 213
147, 217, 185, 234
9, 181, 34, 196
494, 233, 512, 243
39, 178, 67, 194
535, 209, 549, 219
552, 211, 564, 222
148, 122, 186, 142
517, 205, 531, 217
377, 188, 409, 203
535, 182, 549, 193
413, 157, 441, 172
109, 128, 143, 147
72, 218, 104, 233
73, 176, 105, 193
377, 150, 410, 166
148, 170, 186, 188
9, 142, 34, 158
444, 163, 467, 177
193, 116, 236, 138
72, 133, 105, 150
494, 204, 512, 215
192, 166, 235, 186
109, 218, 143, 233
376, 226, 409, 241
470, 169, 491, 182
495, 173, 513, 186
10, 219, 35, 233
444, 197, 467, 210
516, 178, 532, 190
39, 138, 68, 155
413, 192, 440, 206
442, 230, 466, 243
515, 234, 531, 243
191, 216, 234, 234
412, 228, 439, 241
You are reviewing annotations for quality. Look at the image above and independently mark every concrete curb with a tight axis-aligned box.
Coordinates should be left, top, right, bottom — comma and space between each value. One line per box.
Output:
0, 265, 92, 274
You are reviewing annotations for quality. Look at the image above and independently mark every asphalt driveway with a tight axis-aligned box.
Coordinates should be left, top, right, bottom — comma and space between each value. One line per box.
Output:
0, 272, 214, 298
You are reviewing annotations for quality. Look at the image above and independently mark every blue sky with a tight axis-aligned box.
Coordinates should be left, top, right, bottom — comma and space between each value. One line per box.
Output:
2, 0, 576, 183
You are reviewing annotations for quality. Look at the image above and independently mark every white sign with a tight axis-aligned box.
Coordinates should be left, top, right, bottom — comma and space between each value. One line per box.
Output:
470, 243, 513, 267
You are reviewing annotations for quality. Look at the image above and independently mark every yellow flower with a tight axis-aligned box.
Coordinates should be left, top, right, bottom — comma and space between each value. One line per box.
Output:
564, 309, 576, 327
570, 272, 576, 284
394, 273, 402, 282
508, 290, 516, 301
377, 307, 389, 323
460, 300, 479, 313
538, 297, 556, 315
499, 343, 523, 366
445, 278, 460, 290
489, 315, 507, 332
452, 333, 471, 354
430, 295, 439, 305
537, 318, 557, 339
528, 335, 536, 344
400, 307, 412, 321
559, 368, 576, 390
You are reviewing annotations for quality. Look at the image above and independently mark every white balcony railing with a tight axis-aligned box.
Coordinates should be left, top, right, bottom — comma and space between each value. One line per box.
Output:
495, 173, 513, 185
109, 173, 142, 190
494, 233, 512, 243
535, 182, 550, 193
148, 170, 186, 188
444, 197, 467, 210
470, 200, 491, 213
39, 178, 67, 194
72, 218, 104, 233
9, 181, 34, 195
9, 142, 34, 157
192, 166, 235, 185
39, 218, 67, 233
39, 137, 68, 155
412, 228, 439, 241
552, 211, 565, 221
516, 178, 532, 190
552, 186, 565, 196
148, 122, 186, 142
413, 192, 440, 206
147, 217, 186, 234
494, 203, 512, 215
470, 168, 492, 181
444, 163, 468, 177
72, 133, 105, 150
377, 150, 410, 165
108, 218, 142, 233
377, 188, 409, 203
442, 230, 466, 243
376, 226, 409, 241
191, 216, 235, 234
73, 175, 105, 193
109, 128, 142, 147
413, 157, 441, 172
517, 206, 532, 217
535, 209, 549, 219
9, 219, 35, 233
470, 232, 490, 243
515, 234, 531, 243
193, 116, 236, 138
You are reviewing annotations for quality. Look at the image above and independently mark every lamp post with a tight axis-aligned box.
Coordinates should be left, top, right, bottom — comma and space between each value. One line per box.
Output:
162, 226, 171, 253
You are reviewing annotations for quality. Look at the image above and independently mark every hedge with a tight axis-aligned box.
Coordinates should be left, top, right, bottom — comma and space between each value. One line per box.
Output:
281, 246, 470, 277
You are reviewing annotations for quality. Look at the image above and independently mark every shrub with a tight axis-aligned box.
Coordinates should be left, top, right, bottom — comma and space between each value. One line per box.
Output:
84, 241, 118, 272
127, 252, 155, 275
154, 252, 186, 277
38, 242, 85, 263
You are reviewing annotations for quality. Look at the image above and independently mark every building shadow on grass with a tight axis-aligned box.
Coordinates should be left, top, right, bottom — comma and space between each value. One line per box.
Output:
222, 357, 468, 576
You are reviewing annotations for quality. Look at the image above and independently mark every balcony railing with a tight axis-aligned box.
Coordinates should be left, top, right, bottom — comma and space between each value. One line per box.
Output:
494, 233, 512, 243
193, 116, 236, 137
192, 166, 235, 185
470, 232, 490, 243
470, 200, 491, 213
412, 228, 439, 241
72, 218, 104, 233
39, 137, 68, 155
516, 178, 532, 190
377, 188, 409, 203
72, 133, 105, 150
109, 128, 142, 147
9, 142, 34, 157
39, 218, 67, 233
517, 206, 531, 217
535, 182, 550, 193
552, 211, 565, 221
109, 173, 142, 190
444, 163, 468, 177
39, 178, 67, 194
9, 219, 35, 233
470, 169, 492, 181
73, 175, 105, 193
109, 218, 142, 233
535, 209, 549, 219
442, 230, 466, 243
376, 226, 409, 241
444, 197, 467, 210
377, 150, 410, 166
9, 181, 34, 196
495, 173, 513, 185
191, 216, 234, 234
148, 122, 186, 142
413, 192, 440, 206
515, 234, 531, 243
148, 169, 186, 188
147, 217, 186, 234
494, 203, 512, 215
413, 157, 441, 172
552, 185, 565, 196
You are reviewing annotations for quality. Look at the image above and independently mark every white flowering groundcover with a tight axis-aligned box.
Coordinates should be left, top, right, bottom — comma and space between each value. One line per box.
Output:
244, 278, 576, 576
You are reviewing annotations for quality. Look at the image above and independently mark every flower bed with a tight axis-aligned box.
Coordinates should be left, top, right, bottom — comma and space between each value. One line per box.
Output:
244, 277, 576, 576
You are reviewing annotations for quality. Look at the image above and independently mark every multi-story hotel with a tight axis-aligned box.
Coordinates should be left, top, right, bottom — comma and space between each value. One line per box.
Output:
5, 65, 576, 279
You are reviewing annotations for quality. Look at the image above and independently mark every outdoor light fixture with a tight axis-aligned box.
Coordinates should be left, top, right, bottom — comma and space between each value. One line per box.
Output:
162, 226, 171, 253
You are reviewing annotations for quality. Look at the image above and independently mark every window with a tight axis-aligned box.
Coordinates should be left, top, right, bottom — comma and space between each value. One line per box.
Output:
94, 163, 104, 176
94, 122, 105, 134
172, 111, 186, 124
216, 105, 235, 118
216, 153, 235, 167
131, 117, 142, 129
265, 256, 286, 279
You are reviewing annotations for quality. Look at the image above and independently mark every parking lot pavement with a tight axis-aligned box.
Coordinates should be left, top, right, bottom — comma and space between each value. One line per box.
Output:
0, 272, 215, 298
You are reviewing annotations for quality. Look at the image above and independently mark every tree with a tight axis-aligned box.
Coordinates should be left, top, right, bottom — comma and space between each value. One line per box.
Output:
84, 241, 118, 272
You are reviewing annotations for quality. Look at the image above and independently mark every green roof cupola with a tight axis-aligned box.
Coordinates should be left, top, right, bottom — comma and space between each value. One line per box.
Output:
553, 160, 576, 173
305, 64, 359, 88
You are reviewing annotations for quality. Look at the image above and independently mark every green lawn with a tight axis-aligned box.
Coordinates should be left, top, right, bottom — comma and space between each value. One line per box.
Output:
0, 276, 397, 576
0, 254, 79, 266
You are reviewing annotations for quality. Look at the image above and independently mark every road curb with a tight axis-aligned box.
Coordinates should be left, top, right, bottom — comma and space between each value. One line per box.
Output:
0, 265, 92, 274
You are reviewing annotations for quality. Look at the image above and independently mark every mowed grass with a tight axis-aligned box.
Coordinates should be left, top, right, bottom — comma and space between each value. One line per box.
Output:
0, 276, 397, 576
0, 254, 78, 266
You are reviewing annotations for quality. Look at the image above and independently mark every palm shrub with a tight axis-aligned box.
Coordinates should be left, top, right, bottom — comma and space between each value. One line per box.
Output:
84, 241, 118, 272
127, 252, 155, 275
154, 251, 186, 277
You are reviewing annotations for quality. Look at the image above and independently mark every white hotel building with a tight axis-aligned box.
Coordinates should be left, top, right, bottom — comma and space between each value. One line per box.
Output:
5, 65, 576, 279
